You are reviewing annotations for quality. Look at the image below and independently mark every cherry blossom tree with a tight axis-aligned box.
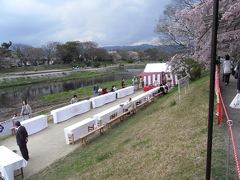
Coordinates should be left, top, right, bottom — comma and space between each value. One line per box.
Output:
157, 0, 240, 64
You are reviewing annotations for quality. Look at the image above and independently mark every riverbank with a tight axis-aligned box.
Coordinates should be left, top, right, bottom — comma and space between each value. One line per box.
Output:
0, 78, 133, 122
0, 63, 144, 121
35, 79, 132, 115
0, 71, 110, 88
26, 76, 224, 179
0, 63, 145, 88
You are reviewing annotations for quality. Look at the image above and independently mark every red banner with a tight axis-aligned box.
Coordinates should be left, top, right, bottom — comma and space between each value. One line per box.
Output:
215, 65, 222, 124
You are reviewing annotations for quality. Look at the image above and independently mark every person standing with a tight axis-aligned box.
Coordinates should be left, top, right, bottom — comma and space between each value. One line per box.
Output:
132, 76, 135, 86
223, 54, 232, 85
121, 78, 125, 88
15, 121, 29, 161
20, 100, 32, 119
153, 78, 159, 86
125, 97, 135, 114
139, 76, 143, 89
235, 61, 240, 93
110, 85, 117, 92
70, 95, 78, 104
93, 84, 99, 97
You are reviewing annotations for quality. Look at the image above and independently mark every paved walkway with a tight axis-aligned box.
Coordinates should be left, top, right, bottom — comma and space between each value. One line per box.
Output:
220, 75, 240, 178
0, 90, 144, 179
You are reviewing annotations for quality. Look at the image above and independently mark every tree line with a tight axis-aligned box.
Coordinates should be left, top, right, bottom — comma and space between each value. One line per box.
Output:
0, 40, 172, 69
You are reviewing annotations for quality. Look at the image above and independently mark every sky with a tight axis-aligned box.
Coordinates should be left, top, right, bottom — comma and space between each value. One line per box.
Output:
0, 0, 171, 47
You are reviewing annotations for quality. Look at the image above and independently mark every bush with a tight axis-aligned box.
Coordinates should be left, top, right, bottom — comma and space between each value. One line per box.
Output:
127, 59, 134, 63
170, 56, 203, 80
84, 61, 92, 67
169, 100, 176, 107
185, 58, 202, 80
93, 62, 101, 68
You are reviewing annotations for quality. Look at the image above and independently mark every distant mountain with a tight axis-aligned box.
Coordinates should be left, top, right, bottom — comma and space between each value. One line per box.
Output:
103, 44, 182, 52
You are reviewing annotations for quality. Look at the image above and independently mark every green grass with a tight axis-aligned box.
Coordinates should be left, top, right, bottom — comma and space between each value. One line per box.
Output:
0, 64, 72, 73
40, 79, 132, 102
28, 76, 226, 180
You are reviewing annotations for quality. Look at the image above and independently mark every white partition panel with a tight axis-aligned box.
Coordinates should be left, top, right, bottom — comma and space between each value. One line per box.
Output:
147, 87, 160, 95
21, 115, 48, 135
93, 105, 124, 125
116, 86, 134, 98
64, 118, 96, 144
90, 92, 116, 108
51, 100, 91, 124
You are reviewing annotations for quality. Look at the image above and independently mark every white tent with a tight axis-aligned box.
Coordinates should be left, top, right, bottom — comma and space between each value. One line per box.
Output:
139, 63, 177, 87
144, 63, 170, 73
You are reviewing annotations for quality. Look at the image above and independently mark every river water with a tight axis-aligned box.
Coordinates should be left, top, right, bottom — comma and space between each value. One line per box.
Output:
0, 69, 142, 121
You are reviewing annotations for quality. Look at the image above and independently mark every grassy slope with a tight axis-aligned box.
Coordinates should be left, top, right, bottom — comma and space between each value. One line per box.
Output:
40, 79, 132, 102
28, 76, 225, 180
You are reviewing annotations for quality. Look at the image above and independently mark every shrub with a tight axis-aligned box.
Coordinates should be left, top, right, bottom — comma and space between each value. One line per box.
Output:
185, 58, 202, 80
169, 100, 177, 107
84, 61, 92, 67
93, 62, 101, 68
170, 56, 203, 80
127, 59, 134, 63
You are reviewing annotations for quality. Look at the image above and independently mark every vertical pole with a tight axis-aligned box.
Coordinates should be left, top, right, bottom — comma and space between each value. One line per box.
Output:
185, 79, 187, 95
205, 0, 219, 179
178, 81, 181, 101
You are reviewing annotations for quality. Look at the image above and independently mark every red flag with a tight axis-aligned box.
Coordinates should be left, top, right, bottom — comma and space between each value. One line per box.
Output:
215, 66, 222, 124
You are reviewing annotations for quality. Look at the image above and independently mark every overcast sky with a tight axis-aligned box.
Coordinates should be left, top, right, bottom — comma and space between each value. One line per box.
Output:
0, 0, 171, 47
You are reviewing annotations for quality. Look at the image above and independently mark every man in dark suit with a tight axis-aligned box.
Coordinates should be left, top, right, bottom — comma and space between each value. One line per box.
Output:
15, 121, 29, 161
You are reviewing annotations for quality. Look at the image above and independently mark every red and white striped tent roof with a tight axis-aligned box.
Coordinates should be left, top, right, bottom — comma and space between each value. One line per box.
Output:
138, 63, 177, 86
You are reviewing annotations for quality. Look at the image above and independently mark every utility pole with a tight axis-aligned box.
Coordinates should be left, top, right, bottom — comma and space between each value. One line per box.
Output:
206, 0, 219, 179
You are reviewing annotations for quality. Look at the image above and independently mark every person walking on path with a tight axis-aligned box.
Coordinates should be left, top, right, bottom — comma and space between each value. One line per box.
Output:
15, 121, 29, 161
223, 54, 232, 85
20, 100, 32, 119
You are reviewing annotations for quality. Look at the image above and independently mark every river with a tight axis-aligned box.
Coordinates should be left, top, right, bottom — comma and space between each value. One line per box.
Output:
0, 69, 142, 121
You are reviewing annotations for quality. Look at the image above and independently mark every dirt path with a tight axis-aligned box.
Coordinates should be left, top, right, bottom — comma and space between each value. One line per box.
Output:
0, 90, 144, 179
220, 75, 240, 178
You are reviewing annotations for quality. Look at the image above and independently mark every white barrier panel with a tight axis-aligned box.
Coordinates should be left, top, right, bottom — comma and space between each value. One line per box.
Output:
122, 92, 150, 110
93, 105, 124, 125
116, 86, 134, 98
147, 87, 160, 95
64, 118, 96, 144
21, 115, 48, 135
0, 146, 27, 180
131, 92, 150, 104
0, 117, 25, 137
90, 92, 116, 108
51, 100, 91, 124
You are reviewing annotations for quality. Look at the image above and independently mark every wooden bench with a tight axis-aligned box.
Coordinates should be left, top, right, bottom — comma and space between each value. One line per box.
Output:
10, 127, 16, 135
14, 168, 24, 179
136, 100, 149, 110
79, 125, 104, 145
148, 96, 154, 103
153, 91, 163, 97
106, 111, 129, 128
